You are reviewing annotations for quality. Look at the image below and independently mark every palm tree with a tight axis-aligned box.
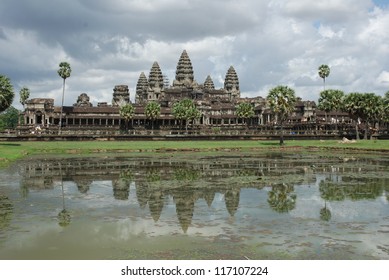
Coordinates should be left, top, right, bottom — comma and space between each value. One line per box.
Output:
383, 91, 389, 132
119, 103, 135, 132
361, 93, 383, 139
236, 102, 255, 128
145, 101, 160, 131
0, 75, 14, 113
318, 89, 344, 131
57, 62, 71, 134
267, 85, 297, 145
343, 92, 383, 140
172, 99, 201, 132
19, 87, 30, 109
172, 101, 185, 129
343, 92, 364, 140
318, 64, 330, 90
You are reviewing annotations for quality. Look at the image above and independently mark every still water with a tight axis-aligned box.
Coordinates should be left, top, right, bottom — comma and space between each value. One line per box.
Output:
0, 151, 388, 259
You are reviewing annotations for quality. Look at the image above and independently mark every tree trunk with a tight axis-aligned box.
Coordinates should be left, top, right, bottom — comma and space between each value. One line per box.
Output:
355, 123, 360, 140
280, 120, 284, 146
364, 121, 369, 140
59, 79, 65, 135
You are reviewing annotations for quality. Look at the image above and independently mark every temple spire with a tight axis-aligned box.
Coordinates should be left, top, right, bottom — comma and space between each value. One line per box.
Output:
135, 72, 148, 103
173, 50, 195, 88
204, 75, 215, 90
224, 66, 240, 99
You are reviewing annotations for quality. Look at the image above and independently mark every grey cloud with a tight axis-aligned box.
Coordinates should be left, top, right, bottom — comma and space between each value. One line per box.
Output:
1, 0, 389, 109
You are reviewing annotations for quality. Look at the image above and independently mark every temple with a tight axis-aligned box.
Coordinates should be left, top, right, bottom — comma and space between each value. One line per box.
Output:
20, 50, 324, 136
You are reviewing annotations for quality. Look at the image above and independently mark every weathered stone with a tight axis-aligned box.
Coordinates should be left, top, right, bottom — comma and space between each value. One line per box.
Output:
204, 75, 215, 90
112, 85, 130, 106
74, 93, 92, 107
224, 66, 240, 99
173, 50, 195, 88
136, 72, 148, 104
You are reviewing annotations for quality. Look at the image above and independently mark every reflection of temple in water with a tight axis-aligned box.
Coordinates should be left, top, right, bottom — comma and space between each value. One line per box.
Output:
17, 155, 389, 232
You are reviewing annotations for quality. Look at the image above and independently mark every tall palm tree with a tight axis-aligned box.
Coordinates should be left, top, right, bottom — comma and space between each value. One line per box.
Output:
236, 102, 255, 128
145, 101, 160, 131
267, 85, 297, 145
0, 75, 14, 113
57, 62, 71, 134
119, 103, 135, 132
318, 64, 330, 90
19, 87, 30, 109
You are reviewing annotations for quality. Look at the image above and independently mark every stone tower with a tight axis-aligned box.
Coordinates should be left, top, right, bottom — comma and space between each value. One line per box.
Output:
203, 75, 215, 90
135, 72, 148, 104
173, 50, 195, 88
148, 62, 164, 101
112, 85, 130, 106
224, 66, 240, 99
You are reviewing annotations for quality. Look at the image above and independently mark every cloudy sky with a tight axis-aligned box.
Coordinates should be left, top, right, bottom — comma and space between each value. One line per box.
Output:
1, 0, 389, 108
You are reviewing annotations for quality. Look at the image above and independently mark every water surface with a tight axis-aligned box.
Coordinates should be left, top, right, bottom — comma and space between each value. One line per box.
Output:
0, 151, 388, 259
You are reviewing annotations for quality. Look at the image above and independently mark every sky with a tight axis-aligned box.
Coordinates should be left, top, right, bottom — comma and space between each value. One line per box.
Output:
1, 0, 389, 109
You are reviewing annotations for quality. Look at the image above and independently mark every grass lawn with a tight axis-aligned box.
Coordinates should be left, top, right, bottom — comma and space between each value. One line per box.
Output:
1, 139, 389, 168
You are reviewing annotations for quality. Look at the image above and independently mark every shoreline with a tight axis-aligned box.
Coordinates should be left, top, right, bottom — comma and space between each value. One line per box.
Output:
1, 139, 389, 168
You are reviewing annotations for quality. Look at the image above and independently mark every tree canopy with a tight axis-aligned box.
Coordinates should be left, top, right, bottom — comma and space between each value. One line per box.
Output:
0, 75, 15, 113
19, 87, 30, 108
172, 99, 201, 130
318, 64, 330, 90
57, 62, 72, 80
267, 85, 297, 124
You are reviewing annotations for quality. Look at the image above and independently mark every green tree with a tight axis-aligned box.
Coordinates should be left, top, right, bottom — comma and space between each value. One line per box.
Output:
318, 89, 344, 131
343, 92, 364, 140
267, 85, 297, 145
119, 103, 135, 132
145, 101, 160, 130
0, 75, 14, 113
363, 93, 384, 139
19, 87, 30, 108
172, 99, 201, 132
0, 106, 20, 131
343, 92, 383, 140
57, 62, 71, 134
318, 64, 330, 90
236, 102, 255, 127
383, 92, 389, 130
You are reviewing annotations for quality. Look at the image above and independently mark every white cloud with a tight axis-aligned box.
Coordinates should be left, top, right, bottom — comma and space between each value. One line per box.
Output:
1, 0, 389, 109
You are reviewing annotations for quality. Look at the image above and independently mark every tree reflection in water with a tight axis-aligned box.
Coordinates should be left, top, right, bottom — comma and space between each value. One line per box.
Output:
14, 155, 389, 233
57, 164, 71, 227
0, 194, 13, 231
267, 183, 296, 213
320, 201, 332, 222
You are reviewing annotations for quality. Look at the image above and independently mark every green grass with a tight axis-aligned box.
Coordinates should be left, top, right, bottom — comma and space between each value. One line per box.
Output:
1, 139, 388, 168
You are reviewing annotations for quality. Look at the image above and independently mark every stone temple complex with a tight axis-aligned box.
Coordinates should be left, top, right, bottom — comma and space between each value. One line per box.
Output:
20, 50, 321, 135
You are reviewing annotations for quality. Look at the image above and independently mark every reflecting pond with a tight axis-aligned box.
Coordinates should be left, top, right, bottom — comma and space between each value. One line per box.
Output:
0, 151, 389, 259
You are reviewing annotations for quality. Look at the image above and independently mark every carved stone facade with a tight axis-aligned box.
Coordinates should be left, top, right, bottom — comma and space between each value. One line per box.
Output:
112, 85, 130, 106
20, 50, 321, 134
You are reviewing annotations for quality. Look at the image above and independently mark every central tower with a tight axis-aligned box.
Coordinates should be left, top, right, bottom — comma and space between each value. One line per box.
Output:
173, 50, 195, 88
